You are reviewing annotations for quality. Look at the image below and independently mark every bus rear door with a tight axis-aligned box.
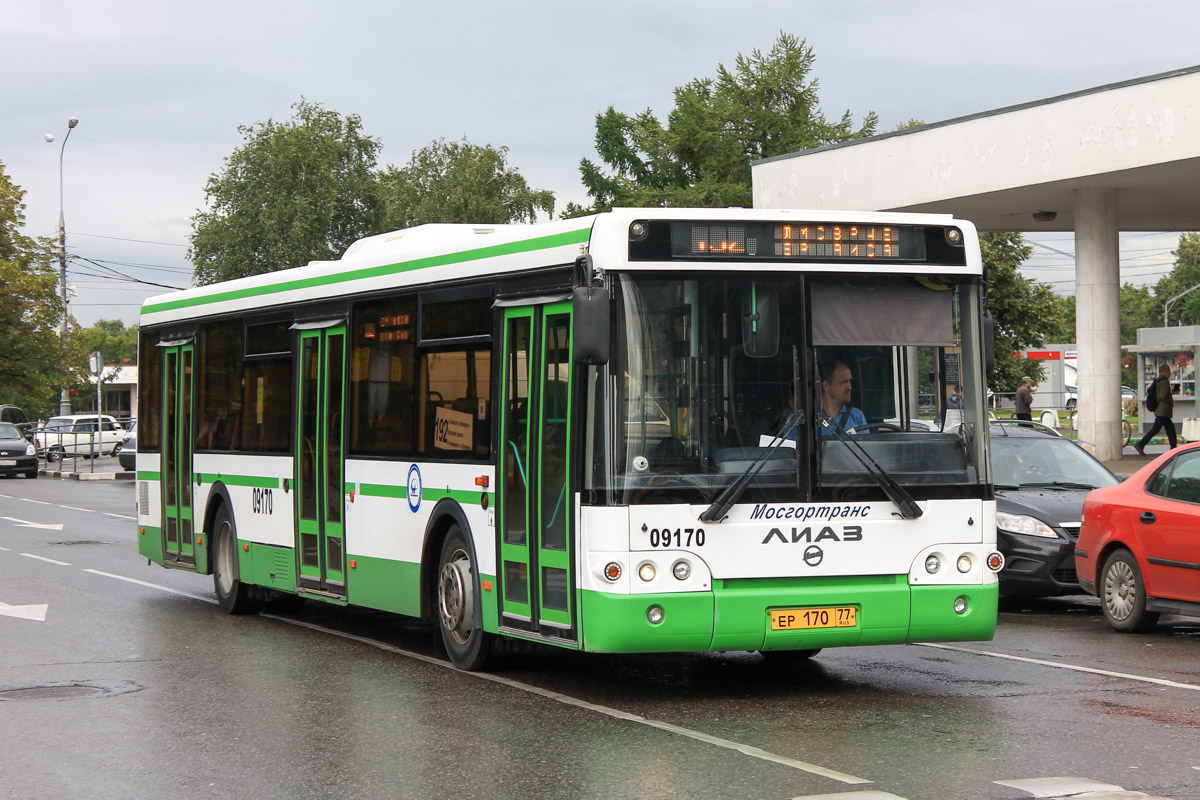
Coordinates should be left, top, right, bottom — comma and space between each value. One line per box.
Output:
161, 340, 198, 569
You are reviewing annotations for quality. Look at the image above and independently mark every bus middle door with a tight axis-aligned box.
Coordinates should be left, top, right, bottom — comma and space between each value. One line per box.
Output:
498, 302, 576, 642
295, 324, 347, 597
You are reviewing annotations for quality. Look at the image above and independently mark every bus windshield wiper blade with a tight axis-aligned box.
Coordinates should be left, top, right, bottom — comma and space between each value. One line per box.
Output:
820, 418, 923, 519
699, 411, 802, 523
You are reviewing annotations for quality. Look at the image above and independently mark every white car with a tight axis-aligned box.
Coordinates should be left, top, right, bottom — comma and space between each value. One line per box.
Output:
35, 414, 126, 461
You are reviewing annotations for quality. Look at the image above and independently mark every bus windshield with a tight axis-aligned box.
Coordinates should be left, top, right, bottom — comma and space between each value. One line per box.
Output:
596, 272, 989, 506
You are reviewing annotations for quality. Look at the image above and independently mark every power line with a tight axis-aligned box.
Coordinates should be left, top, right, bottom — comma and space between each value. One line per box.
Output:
69, 231, 188, 248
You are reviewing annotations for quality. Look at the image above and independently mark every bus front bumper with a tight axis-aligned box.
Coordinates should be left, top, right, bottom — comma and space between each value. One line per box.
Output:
579, 574, 997, 654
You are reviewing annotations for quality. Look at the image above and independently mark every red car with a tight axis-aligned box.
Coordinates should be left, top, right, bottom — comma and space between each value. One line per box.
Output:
1076, 442, 1200, 631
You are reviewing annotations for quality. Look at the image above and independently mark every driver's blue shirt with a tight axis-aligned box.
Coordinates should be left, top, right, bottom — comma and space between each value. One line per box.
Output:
818, 404, 867, 436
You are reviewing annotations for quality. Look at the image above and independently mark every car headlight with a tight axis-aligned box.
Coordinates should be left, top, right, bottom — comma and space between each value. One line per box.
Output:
996, 511, 1057, 538
25, 443, 36, 456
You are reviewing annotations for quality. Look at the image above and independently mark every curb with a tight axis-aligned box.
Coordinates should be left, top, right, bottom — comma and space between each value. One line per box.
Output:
40, 469, 136, 481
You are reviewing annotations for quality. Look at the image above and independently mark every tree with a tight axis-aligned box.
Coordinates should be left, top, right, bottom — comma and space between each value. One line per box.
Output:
191, 99, 384, 285
566, 33, 878, 216
379, 138, 554, 229
0, 161, 88, 416
1154, 232, 1200, 326
82, 319, 139, 364
982, 232, 1072, 392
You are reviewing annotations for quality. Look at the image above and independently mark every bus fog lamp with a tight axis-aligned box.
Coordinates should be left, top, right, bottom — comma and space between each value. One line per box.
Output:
638, 562, 656, 582
954, 596, 968, 614
956, 555, 973, 573
925, 555, 941, 574
603, 562, 622, 582
672, 559, 691, 581
646, 605, 664, 624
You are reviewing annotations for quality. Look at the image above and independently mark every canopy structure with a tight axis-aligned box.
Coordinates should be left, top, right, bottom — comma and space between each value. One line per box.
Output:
753, 65, 1200, 460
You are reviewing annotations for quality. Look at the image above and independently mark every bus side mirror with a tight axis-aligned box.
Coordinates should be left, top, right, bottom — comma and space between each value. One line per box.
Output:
742, 283, 779, 358
983, 310, 996, 378
573, 255, 610, 365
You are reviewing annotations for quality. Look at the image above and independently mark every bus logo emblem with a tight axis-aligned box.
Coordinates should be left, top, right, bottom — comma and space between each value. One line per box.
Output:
407, 464, 422, 513
803, 545, 824, 567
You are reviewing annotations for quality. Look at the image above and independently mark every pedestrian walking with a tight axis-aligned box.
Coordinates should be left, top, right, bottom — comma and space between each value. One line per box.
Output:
1014, 376, 1034, 421
1134, 364, 1176, 454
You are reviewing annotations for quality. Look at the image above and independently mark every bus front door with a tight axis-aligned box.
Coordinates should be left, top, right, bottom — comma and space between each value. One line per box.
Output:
295, 325, 347, 596
161, 342, 196, 568
498, 302, 576, 642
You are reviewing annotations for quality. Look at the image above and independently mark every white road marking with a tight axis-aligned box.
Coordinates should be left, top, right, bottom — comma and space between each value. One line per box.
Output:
82, 569, 218, 604
2, 516, 64, 531
996, 776, 1174, 798
20, 498, 51, 505
20, 553, 71, 566
59, 505, 95, 513
790, 792, 905, 799
103, 513, 136, 520
921, 643, 1200, 691
263, 613, 871, 785
0, 600, 49, 621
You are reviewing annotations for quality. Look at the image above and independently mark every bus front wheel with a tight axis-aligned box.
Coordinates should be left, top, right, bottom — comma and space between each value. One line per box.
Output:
437, 525, 493, 670
213, 505, 256, 615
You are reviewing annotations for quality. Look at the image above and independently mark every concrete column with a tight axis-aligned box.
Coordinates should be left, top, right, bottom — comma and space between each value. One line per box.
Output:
1074, 188, 1122, 461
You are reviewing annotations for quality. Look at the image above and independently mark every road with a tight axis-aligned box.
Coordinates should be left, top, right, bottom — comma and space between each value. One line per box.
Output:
1, 476, 1198, 800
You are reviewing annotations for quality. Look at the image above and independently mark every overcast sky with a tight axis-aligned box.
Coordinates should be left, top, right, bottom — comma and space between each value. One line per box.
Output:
5, 0, 1199, 327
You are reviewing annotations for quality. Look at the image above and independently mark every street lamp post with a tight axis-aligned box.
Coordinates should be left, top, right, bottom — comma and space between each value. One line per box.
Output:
45, 117, 79, 415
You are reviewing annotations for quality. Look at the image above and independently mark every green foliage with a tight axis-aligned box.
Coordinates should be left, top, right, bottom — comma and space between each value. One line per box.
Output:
982, 231, 1074, 392
1155, 232, 1200, 326
567, 33, 878, 216
190, 99, 384, 285
83, 319, 139, 365
379, 138, 554, 229
0, 161, 88, 416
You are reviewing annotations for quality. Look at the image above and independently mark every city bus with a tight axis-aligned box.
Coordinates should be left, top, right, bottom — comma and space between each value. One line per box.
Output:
135, 208, 1002, 670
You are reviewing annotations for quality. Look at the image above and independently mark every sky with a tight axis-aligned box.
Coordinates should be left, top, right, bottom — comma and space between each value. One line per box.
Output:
5, 0, 1200, 328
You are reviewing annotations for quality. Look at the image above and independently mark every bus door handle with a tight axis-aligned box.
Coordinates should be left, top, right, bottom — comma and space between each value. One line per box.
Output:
1139, 511, 1156, 525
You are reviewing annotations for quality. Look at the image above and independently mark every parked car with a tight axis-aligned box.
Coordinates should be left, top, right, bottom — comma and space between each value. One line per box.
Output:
1076, 441, 1200, 631
34, 414, 126, 461
118, 431, 136, 471
990, 420, 1120, 596
0, 422, 39, 479
1064, 385, 1078, 410
0, 404, 32, 436
1121, 385, 1136, 402
113, 419, 136, 456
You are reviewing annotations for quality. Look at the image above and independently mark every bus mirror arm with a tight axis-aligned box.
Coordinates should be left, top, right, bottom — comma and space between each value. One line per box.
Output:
820, 419, 923, 520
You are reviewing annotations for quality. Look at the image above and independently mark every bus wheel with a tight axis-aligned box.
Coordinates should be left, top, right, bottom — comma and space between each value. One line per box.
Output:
213, 505, 256, 615
437, 525, 493, 670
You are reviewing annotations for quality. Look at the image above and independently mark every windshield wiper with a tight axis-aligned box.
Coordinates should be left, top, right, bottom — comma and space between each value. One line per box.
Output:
819, 418, 923, 519
1019, 481, 1095, 490
699, 410, 802, 523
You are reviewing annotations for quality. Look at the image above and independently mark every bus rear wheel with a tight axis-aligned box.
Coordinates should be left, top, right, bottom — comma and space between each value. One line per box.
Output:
213, 505, 256, 615
437, 525, 492, 670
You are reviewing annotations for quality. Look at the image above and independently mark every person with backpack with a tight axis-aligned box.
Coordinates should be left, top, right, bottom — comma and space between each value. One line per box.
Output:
1134, 363, 1177, 455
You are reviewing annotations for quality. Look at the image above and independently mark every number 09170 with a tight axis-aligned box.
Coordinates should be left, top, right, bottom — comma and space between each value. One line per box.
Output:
648, 527, 706, 548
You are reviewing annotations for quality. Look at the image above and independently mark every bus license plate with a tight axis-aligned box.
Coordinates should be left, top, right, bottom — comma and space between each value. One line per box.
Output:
770, 606, 857, 631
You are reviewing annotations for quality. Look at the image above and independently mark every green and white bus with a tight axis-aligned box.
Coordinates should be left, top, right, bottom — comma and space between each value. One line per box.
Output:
136, 208, 1002, 669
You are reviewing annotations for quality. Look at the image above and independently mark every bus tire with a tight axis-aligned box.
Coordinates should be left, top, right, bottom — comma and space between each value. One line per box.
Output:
213, 504, 256, 615
437, 524, 493, 670
1100, 549, 1158, 633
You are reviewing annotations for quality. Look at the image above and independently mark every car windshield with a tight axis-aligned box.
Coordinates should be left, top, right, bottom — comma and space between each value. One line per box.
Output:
0, 422, 21, 439
44, 417, 74, 431
991, 434, 1120, 489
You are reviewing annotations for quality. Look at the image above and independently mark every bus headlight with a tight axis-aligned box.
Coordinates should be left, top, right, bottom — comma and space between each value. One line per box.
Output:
646, 605, 665, 624
954, 596, 968, 614
638, 562, 656, 582
956, 555, 973, 573
672, 560, 691, 581
925, 555, 941, 574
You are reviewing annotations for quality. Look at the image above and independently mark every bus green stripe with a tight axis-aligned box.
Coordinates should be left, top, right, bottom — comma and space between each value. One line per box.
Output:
143, 226, 592, 315
198, 473, 280, 488
358, 482, 491, 506
137, 470, 161, 481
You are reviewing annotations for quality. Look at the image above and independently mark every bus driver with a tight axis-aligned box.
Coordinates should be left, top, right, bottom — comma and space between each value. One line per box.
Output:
818, 361, 867, 435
